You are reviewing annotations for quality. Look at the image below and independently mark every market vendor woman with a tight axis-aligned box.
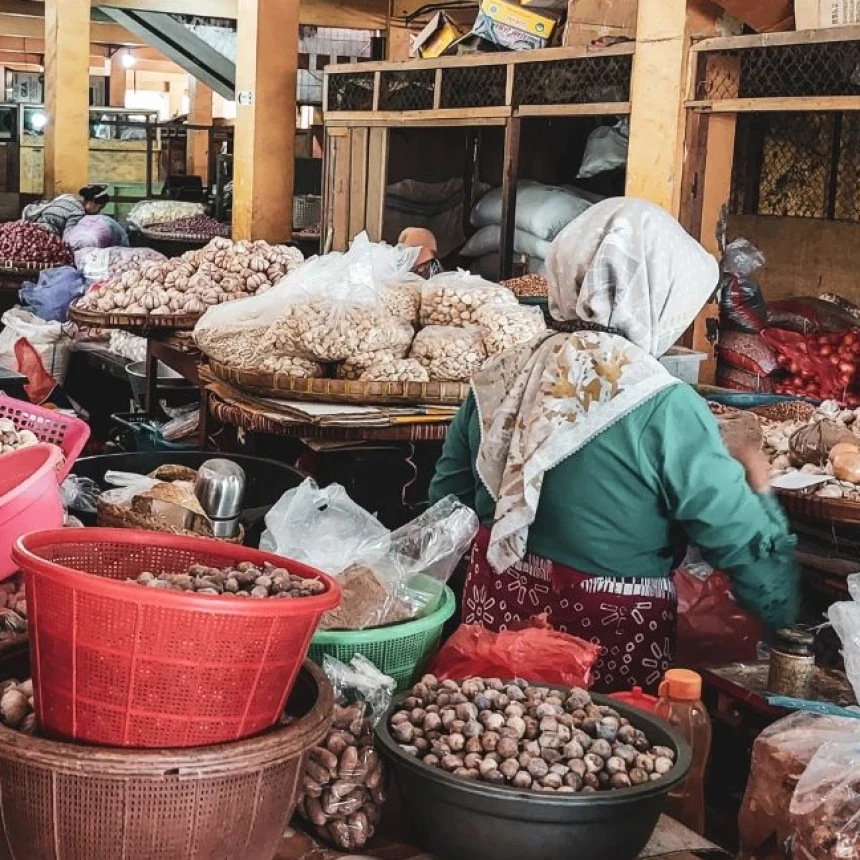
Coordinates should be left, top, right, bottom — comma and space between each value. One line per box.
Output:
23, 184, 110, 236
429, 198, 799, 693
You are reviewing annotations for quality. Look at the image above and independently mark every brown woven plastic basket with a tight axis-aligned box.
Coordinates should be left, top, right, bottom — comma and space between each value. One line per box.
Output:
0, 660, 333, 860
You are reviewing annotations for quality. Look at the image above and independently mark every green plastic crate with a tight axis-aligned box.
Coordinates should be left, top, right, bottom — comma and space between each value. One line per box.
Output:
308, 586, 456, 691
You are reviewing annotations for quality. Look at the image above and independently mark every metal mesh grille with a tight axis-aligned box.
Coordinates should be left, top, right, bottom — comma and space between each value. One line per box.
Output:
697, 42, 860, 101
439, 65, 506, 109
514, 55, 632, 105
379, 70, 435, 111
731, 112, 860, 222
326, 72, 374, 112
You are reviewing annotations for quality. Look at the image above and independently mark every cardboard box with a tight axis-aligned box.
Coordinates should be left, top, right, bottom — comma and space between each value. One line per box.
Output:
709, 0, 794, 32
563, 0, 637, 49
472, 0, 560, 50
412, 12, 463, 58
795, 0, 860, 29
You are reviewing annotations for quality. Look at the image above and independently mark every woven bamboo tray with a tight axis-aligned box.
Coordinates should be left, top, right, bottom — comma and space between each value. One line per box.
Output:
777, 490, 860, 526
140, 226, 227, 244
69, 302, 203, 334
0, 259, 64, 278
208, 360, 470, 406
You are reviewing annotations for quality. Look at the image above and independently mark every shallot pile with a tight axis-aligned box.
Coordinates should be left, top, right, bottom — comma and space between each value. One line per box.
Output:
0, 221, 73, 267
389, 675, 676, 793
146, 215, 231, 239
771, 330, 860, 406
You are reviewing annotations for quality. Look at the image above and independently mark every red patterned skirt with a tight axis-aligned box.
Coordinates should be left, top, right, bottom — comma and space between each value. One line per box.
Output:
462, 527, 678, 694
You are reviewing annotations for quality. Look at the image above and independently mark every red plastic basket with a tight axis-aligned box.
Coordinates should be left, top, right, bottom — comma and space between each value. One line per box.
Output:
0, 394, 90, 481
12, 528, 341, 749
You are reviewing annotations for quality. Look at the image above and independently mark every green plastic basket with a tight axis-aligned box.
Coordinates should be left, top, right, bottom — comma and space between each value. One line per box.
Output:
308, 586, 457, 691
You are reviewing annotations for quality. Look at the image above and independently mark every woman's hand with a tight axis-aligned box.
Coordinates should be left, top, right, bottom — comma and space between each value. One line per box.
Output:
735, 445, 771, 493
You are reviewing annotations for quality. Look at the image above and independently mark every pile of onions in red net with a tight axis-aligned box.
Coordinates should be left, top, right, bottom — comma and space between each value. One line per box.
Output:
766, 329, 860, 406
0, 220, 73, 267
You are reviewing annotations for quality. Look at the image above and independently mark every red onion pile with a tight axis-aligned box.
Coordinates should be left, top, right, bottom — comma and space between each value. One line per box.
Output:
0, 221, 73, 267
147, 215, 230, 239
771, 330, 860, 406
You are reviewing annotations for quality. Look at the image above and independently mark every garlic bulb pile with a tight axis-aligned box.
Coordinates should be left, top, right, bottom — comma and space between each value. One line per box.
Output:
77, 237, 304, 317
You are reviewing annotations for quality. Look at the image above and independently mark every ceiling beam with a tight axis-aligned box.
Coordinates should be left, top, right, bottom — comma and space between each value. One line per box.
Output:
0, 11, 144, 44
0, 35, 112, 55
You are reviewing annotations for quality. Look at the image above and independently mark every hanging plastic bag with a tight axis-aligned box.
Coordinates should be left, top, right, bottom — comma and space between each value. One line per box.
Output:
738, 712, 860, 860
295, 655, 394, 851
790, 738, 860, 860
19, 266, 86, 323
675, 566, 764, 668
428, 614, 600, 688
577, 118, 629, 179
719, 239, 769, 333
828, 573, 860, 704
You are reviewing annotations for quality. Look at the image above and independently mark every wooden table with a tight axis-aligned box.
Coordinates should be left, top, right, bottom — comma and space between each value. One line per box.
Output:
274, 816, 729, 860
144, 331, 204, 443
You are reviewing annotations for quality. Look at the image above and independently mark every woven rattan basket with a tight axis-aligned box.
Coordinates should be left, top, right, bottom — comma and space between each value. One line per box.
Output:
69, 302, 202, 334
0, 661, 332, 860
95, 498, 245, 543
208, 360, 470, 406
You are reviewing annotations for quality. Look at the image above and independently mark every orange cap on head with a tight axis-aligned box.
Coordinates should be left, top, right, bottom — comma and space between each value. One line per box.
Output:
658, 669, 702, 701
399, 227, 438, 267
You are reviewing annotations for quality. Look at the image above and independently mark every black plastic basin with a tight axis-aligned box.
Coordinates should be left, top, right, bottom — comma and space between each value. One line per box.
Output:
376, 691, 691, 860
69, 451, 305, 546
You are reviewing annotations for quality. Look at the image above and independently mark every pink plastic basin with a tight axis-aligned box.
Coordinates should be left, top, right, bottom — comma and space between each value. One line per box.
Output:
0, 444, 64, 580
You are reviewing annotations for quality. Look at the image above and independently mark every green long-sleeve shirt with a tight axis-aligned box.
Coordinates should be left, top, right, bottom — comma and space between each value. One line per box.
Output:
429, 384, 799, 631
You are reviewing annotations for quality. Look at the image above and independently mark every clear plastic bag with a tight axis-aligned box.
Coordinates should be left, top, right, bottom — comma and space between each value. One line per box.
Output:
126, 200, 204, 229
295, 654, 393, 851
829, 573, 860, 704
737, 712, 860, 860
719, 239, 768, 333
475, 302, 546, 355
60, 475, 100, 515
790, 739, 860, 860
409, 325, 487, 381
577, 118, 629, 179
419, 270, 518, 327
75, 246, 166, 285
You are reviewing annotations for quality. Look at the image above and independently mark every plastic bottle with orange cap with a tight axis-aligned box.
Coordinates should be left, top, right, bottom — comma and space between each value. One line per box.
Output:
654, 668, 713, 835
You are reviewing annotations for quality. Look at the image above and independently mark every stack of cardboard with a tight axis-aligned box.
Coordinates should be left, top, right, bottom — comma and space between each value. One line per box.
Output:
795, 0, 860, 29
562, 0, 637, 50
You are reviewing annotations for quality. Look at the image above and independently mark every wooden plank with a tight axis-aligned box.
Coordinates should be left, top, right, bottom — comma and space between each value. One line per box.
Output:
499, 117, 521, 281
325, 42, 636, 74
0, 11, 142, 44
364, 126, 388, 242
232, 0, 299, 242
109, 49, 128, 107
348, 126, 369, 240
326, 107, 512, 123
517, 101, 632, 117
687, 96, 860, 112
43, 0, 90, 196
330, 130, 351, 251
692, 24, 860, 51
327, 116, 508, 128
187, 77, 213, 184
433, 68, 442, 111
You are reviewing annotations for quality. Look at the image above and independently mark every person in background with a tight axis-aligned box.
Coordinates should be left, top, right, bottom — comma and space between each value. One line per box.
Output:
399, 227, 443, 278
23, 184, 110, 236
429, 198, 799, 693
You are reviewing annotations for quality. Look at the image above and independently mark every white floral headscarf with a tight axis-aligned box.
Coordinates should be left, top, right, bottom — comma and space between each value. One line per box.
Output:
473, 198, 719, 573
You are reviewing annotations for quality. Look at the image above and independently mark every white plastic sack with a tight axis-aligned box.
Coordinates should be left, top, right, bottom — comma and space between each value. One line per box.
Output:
126, 200, 204, 229
0, 308, 72, 382
829, 573, 860, 704
577, 118, 630, 180
260, 478, 389, 574
460, 225, 551, 261
471, 180, 595, 241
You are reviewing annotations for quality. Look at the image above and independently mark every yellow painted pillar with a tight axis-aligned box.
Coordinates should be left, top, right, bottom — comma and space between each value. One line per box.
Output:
187, 77, 213, 184
233, 0, 299, 242
44, 0, 90, 196
109, 49, 129, 107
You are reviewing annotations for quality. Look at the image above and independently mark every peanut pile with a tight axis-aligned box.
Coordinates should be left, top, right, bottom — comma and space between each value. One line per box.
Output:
132, 561, 326, 599
390, 675, 676, 793
296, 702, 386, 851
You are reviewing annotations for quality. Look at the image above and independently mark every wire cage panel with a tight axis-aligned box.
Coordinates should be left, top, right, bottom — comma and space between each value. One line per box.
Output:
326, 72, 375, 112
439, 65, 507, 109
379, 70, 436, 111
514, 54, 632, 105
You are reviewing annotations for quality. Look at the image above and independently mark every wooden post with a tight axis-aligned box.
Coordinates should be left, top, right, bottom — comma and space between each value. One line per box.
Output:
499, 117, 521, 281
233, 0, 299, 242
187, 76, 212, 185
109, 49, 128, 107
43, 0, 90, 196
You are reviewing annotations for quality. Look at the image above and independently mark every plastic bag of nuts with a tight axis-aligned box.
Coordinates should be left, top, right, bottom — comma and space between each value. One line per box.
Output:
409, 325, 487, 382
359, 357, 429, 383
336, 348, 411, 380
419, 271, 518, 327
475, 302, 547, 355
296, 655, 395, 851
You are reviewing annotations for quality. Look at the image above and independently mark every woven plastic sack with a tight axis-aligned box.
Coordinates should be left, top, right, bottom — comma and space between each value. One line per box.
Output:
718, 330, 779, 376
715, 364, 774, 393
790, 739, 860, 860
738, 712, 860, 860
460, 225, 552, 262
769, 297, 859, 335
470, 180, 595, 241
577, 118, 629, 179
0, 307, 72, 383
429, 614, 600, 688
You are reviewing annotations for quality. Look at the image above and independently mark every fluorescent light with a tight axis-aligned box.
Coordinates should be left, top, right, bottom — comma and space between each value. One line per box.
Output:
121, 52, 137, 69
30, 112, 47, 131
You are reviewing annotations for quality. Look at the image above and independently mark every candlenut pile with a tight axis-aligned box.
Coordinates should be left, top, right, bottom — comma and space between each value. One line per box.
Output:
390, 675, 676, 793
0, 419, 39, 455
78, 237, 303, 317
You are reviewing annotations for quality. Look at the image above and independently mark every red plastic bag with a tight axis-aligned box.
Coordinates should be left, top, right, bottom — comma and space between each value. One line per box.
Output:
428, 615, 600, 687
675, 567, 763, 668
14, 338, 57, 404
